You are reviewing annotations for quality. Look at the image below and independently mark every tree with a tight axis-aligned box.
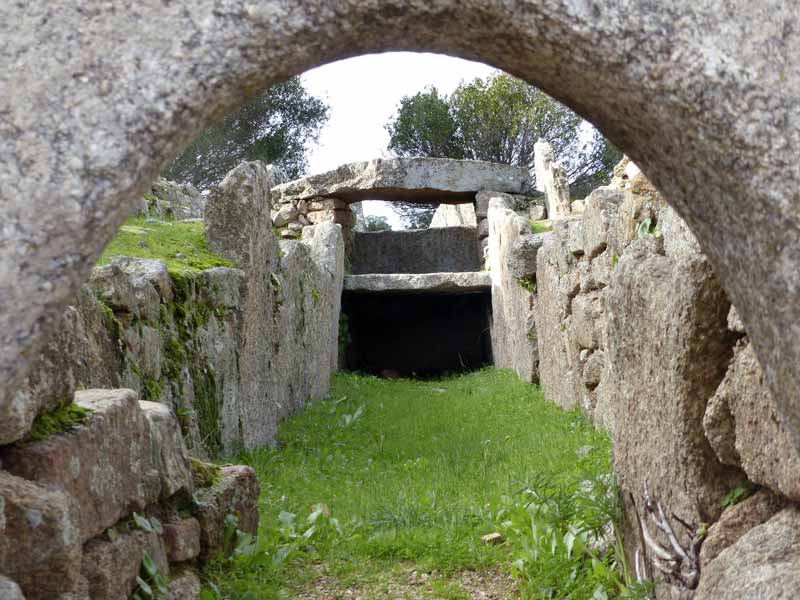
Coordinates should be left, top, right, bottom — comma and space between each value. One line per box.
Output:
386, 73, 621, 202
363, 215, 392, 232
164, 78, 329, 189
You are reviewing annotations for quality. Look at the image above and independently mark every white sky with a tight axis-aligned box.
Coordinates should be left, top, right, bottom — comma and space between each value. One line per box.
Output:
301, 53, 498, 227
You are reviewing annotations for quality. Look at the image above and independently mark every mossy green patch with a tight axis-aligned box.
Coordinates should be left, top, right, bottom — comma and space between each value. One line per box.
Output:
99, 216, 232, 274
190, 457, 223, 488
28, 403, 92, 442
530, 219, 552, 234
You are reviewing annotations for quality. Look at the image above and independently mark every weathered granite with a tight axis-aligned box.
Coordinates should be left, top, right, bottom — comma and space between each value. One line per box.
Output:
695, 507, 800, 600
351, 227, 480, 275
82, 528, 169, 600
0, 472, 82, 600
430, 203, 478, 228
140, 178, 205, 219
705, 339, 800, 501
699, 489, 789, 569
271, 158, 530, 205
0, 577, 25, 600
344, 271, 490, 294
162, 518, 201, 563
3, 0, 800, 469
194, 465, 260, 561
164, 570, 202, 600
487, 195, 539, 383
0, 389, 193, 543
533, 139, 570, 219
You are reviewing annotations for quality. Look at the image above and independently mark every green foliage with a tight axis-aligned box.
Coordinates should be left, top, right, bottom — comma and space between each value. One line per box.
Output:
164, 78, 329, 189
386, 74, 622, 198
132, 551, 169, 600
721, 485, 753, 509
611, 253, 619, 268
516, 276, 537, 294
530, 220, 553, 234
99, 216, 233, 274
636, 218, 659, 239
28, 403, 91, 442
362, 215, 393, 232
204, 370, 639, 598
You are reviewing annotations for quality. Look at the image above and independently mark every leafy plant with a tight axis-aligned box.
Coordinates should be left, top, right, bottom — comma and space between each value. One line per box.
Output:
516, 276, 537, 294
636, 218, 660, 239
132, 552, 169, 600
722, 485, 753, 508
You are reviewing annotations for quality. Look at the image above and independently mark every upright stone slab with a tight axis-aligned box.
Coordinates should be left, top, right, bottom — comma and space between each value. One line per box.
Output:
533, 140, 571, 219
487, 193, 539, 383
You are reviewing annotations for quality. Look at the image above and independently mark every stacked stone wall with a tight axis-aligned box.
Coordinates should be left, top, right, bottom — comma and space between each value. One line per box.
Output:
491, 157, 800, 599
2, 161, 344, 598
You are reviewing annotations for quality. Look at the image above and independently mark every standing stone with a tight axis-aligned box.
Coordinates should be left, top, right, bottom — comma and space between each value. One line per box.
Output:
430, 203, 478, 228
488, 195, 539, 383
533, 139, 571, 220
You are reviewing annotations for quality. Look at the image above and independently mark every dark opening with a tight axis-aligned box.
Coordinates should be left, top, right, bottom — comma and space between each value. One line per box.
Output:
341, 290, 493, 378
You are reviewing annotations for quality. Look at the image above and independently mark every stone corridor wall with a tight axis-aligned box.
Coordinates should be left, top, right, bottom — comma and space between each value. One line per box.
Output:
491, 159, 800, 599
1, 161, 344, 599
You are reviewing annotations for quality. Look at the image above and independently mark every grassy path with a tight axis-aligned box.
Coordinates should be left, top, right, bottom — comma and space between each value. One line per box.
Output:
205, 370, 645, 599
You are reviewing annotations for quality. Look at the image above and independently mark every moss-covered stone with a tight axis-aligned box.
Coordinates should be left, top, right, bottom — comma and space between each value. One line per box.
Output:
28, 402, 91, 442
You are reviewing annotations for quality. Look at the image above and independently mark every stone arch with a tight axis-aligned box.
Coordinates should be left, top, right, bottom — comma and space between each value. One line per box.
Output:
2, 1, 799, 450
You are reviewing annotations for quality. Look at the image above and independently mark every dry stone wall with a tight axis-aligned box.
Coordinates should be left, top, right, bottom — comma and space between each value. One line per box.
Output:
488, 157, 800, 599
1, 160, 343, 598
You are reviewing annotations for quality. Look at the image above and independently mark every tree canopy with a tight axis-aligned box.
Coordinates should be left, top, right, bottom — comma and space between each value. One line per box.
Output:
386, 73, 620, 199
164, 77, 329, 189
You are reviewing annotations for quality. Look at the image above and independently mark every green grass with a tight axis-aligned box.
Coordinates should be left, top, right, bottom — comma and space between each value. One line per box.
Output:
99, 216, 232, 273
204, 370, 648, 599
530, 220, 553, 234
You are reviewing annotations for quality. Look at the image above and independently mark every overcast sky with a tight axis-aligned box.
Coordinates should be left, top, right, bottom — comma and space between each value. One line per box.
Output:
301, 53, 498, 226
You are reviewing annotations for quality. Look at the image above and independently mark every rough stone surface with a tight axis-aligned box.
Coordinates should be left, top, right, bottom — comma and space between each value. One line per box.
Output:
0, 577, 25, 600
164, 570, 202, 600
272, 158, 529, 205
705, 339, 800, 500
82, 527, 169, 600
141, 178, 205, 219
0, 389, 192, 542
344, 271, 490, 294
194, 465, 260, 561
606, 236, 745, 540
699, 489, 789, 568
351, 227, 480, 275
0, 472, 82, 600
140, 401, 194, 501
430, 202, 478, 228
163, 518, 201, 563
2, 0, 800, 471
506, 234, 546, 280
695, 507, 800, 600
534, 140, 571, 219
205, 162, 278, 268
488, 197, 538, 383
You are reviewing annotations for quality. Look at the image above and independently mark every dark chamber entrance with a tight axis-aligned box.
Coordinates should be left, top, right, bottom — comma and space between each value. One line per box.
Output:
341, 291, 493, 378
